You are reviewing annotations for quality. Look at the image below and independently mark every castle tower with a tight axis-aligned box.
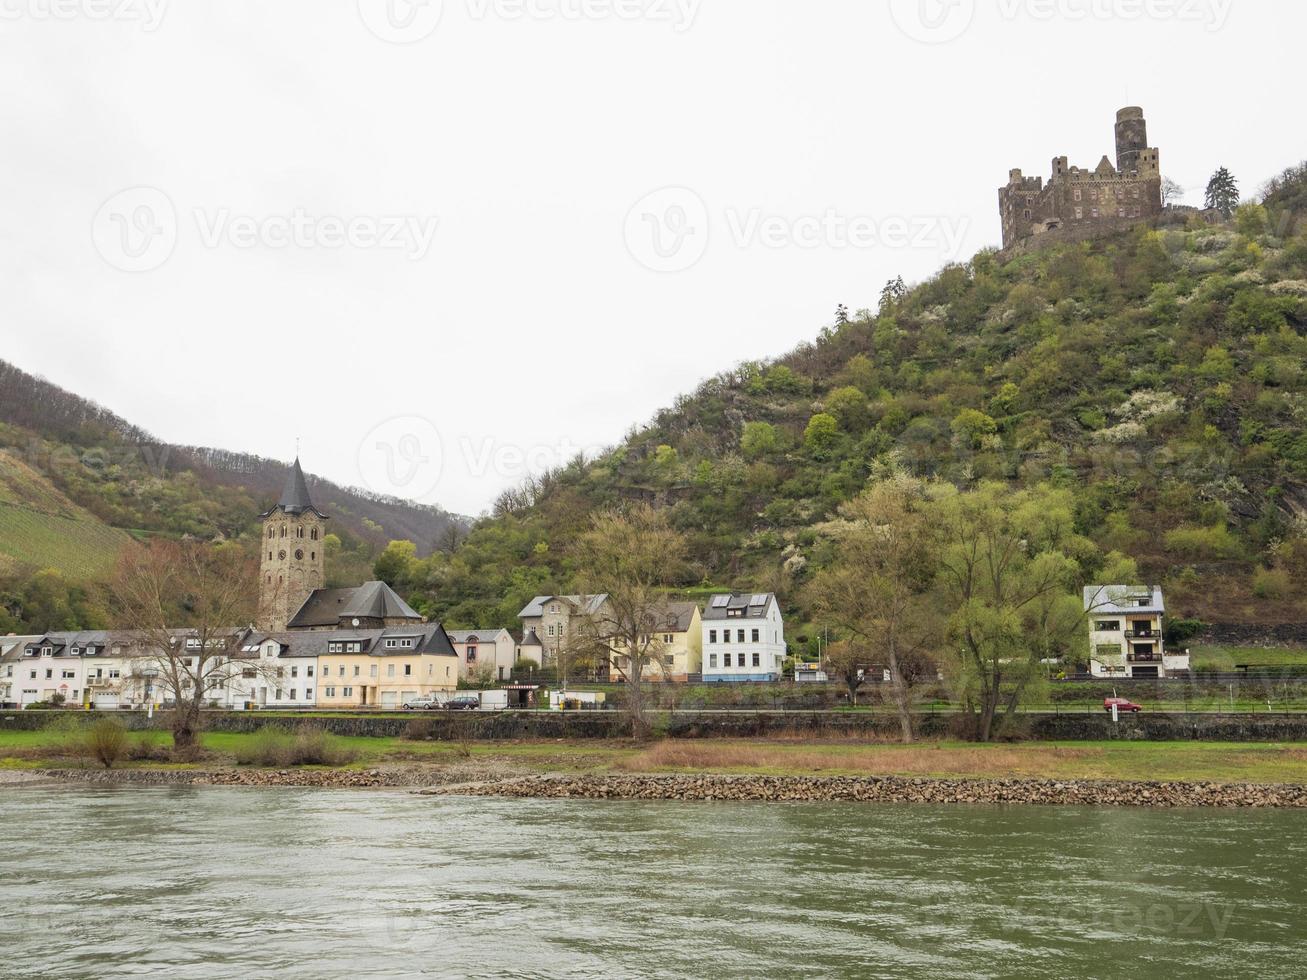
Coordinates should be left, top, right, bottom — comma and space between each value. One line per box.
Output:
1115, 106, 1149, 175
258, 458, 328, 632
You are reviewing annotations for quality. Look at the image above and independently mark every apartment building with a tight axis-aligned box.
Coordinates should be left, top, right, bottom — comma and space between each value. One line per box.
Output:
701, 593, 786, 682
1084, 585, 1189, 679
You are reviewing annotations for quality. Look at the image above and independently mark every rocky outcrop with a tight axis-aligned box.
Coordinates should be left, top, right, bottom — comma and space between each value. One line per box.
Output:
429, 773, 1307, 808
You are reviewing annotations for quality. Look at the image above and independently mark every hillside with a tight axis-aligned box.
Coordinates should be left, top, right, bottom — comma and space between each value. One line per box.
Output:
0, 360, 468, 631
0, 449, 131, 579
403, 165, 1307, 637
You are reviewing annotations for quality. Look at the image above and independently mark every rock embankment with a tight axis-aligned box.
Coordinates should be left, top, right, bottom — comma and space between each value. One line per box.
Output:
33, 765, 486, 788
428, 773, 1307, 808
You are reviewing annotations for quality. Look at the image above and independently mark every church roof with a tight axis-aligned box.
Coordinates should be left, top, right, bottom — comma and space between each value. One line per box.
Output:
286, 581, 422, 629
261, 458, 328, 519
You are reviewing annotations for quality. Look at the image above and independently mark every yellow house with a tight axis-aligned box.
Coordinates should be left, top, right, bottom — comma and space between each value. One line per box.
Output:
314, 625, 460, 709
609, 602, 703, 683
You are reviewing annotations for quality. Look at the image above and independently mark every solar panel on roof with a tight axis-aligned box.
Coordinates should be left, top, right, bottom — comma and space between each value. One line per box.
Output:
711, 596, 730, 608
750, 594, 768, 606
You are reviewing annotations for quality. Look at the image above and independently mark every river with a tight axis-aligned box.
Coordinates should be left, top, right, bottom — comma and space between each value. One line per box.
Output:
1, 786, 1304, 978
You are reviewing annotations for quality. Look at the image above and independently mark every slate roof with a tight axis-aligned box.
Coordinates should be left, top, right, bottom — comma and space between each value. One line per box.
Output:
1083, 585, 1165, 616
246, 625, 457, 658
287, 581, 423, 629
517, 595, 609, 619
260, 458, 328, 519
651, 602, 699, 633
702, 593, 776, 621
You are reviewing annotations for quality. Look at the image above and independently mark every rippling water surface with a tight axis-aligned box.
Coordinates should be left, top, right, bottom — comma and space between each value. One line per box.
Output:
2, 786, 1305, 978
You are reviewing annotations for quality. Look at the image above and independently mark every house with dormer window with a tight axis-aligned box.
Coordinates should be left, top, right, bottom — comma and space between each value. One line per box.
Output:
1084, 586, 1189, 679
701, 593, 786, 682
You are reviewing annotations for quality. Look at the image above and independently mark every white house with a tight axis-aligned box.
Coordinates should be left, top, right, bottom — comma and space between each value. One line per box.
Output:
447, 629, 516, 682
701, 593, 786, 682
1084, 585, 1189, 679
238, 632, 322, 708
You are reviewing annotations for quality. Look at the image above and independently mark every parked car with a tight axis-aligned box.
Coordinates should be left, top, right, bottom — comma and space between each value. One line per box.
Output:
444, 696, 481, 711
1104, 697, 1142, 714
402, 695, 442, 711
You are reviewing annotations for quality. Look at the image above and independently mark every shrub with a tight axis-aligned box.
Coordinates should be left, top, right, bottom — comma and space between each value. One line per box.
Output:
1253, 566, 1292, 600
1163, 524, 1243, 560
233, 726, 357, 767
83, 719, 128, 769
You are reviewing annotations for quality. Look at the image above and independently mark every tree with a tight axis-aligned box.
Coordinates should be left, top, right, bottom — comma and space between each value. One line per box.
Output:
373, 540, 418, 588
930, 483, 1094, 742
825, 386, 870, 431
571, 504, 688, 738
834, 304, 850, 326
741, 421, 780, 459
1205, 167, 1240, 218
809, 477, 939, 742
804, 413, 840, 455
109, 539, 263, 754
823, 639, 871, 706
1161, 177, 1185, 207
879, 276, 907, 313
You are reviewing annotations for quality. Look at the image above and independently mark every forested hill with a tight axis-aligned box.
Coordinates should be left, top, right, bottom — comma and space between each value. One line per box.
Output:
0, 358, 466, 573
407, 165, 1307, 634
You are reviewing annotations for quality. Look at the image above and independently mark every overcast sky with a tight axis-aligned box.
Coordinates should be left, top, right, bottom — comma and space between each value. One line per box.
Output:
2, 0, 1302, 515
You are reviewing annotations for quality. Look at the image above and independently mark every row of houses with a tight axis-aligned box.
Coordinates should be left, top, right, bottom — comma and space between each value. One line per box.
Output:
0, 584, 788, 710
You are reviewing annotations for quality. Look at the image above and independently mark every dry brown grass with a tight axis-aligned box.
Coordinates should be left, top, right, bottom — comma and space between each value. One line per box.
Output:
616, 740, 1104, 778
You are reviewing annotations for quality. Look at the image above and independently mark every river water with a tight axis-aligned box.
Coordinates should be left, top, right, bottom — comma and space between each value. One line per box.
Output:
1, 786, 1304, 978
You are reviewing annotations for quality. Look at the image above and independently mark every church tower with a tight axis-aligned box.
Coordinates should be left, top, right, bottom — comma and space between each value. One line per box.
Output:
258, 458, 328, 632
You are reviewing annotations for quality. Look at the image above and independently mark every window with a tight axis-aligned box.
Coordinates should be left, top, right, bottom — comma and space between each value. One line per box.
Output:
289, 690, 297, 700
276, 667, 284, 678
752, 652, 760, 667
664, 634, 674, 644
387, 665, 395, 678
326, 687, 336, 697
275, 689, 283, 700
751, 629, 759, 643
305, 688, 313, 699
404, 665, 412, 676
708, 630, 717, 644
467, 646, 478, 663
1095, 621, 1121, 632
547, 625, 556, 637
291, 666, 299, 678
242, 669, 256, 679
62, 670, 75, 679
1096, 644, 1124, 658
45, 669, 52, 679
338, 666, 346, 677
343, 687, 353, 697
723, 653, 732, 667
709, 654, 718, 668
370, 665, 378, 678
1136, 599, 1150, 607
353, 665, 360, 677
307, 666, 314, 677
737, 630, 745, 643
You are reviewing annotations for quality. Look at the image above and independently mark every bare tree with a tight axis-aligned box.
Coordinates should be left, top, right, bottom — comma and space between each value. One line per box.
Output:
810, 476, 938, 742
109, 539, 263, 753
572, 505, 688, 739
1161, 177, 1185, 207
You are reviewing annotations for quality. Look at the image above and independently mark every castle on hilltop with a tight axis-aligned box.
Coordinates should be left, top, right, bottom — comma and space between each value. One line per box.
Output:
999, 106, 1163, 250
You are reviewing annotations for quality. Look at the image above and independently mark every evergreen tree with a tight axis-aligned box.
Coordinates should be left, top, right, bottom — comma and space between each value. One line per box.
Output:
1204, 167, 1240, 218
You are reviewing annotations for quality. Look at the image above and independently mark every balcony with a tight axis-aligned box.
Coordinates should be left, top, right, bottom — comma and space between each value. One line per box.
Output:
1127, 653, 1162, 664
1124, 629, 1159, 639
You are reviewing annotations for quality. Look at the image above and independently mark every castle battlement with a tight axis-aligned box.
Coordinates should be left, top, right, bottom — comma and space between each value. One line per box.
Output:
999, 107, 1163, 250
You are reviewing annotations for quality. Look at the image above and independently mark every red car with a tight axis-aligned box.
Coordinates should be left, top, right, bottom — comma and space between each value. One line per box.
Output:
1104, 697, 1142, 714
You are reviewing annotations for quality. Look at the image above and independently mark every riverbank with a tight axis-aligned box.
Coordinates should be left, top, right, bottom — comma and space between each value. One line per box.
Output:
426, 772, 1307, 808
16, 764, 1307, 807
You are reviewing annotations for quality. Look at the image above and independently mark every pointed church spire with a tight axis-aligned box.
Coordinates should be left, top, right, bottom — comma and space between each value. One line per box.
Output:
260, 458, 327, 519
